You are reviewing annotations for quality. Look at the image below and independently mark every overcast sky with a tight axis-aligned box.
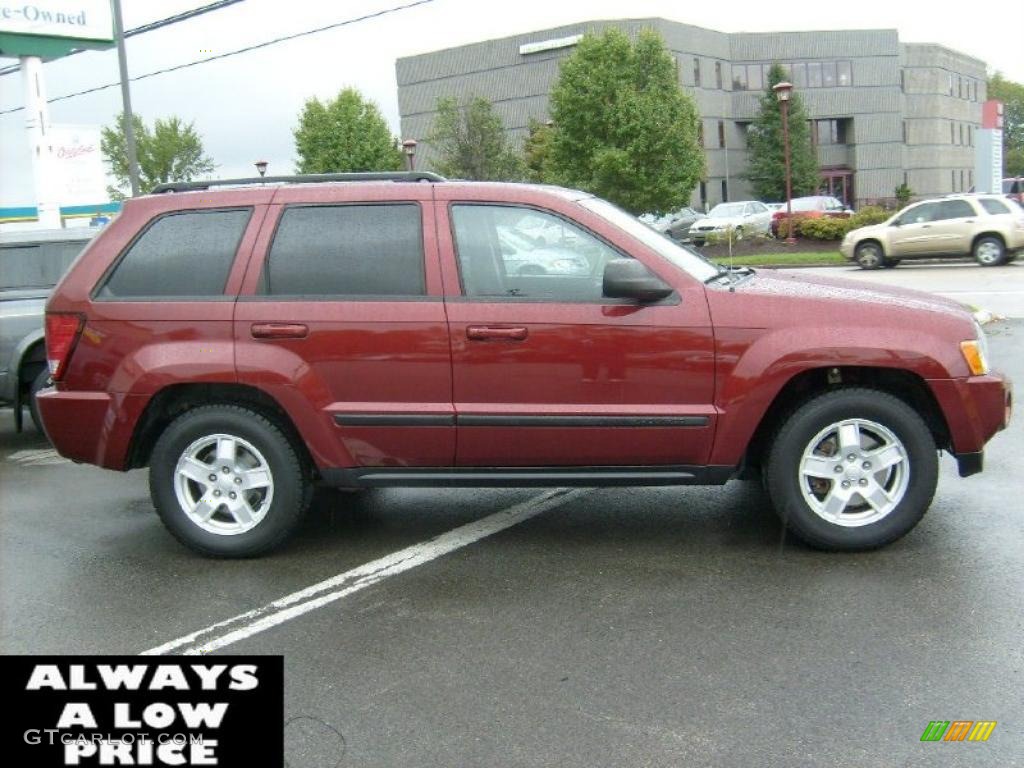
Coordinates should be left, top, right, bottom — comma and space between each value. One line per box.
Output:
2, 0, 1022, 203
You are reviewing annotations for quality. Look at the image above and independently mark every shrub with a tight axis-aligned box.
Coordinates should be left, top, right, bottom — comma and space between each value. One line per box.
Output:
797, 217, 850, 240
848, 206, 890, 229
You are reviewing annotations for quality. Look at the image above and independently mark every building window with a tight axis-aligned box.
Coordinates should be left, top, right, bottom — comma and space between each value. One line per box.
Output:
807, 61, 823, 88
721, 179, 728, 202
960, 170, 965, 191
697, 122, 705, 148
699, 181, 707, 209
902, 120, 908, 144
748, 63, 762, 91
960, 124, 964, 145
715, 61, 723, 89
811, 119, 849, 145
732, 65, 747, 90
791, 62, 807, 88
693, 57, 701, 87
969, 170, 973, 190
949, 73, 955, 96
952, 170, 957, 191
899, 70, 905, 92
822, 61, 837, 88
951, 121, 956, 144
718, 120, 726, 148
838, 61, 852, 86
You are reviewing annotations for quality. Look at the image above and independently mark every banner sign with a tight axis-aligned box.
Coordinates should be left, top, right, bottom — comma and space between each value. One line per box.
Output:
3, 656, 284, 766
0, 1, 113, 42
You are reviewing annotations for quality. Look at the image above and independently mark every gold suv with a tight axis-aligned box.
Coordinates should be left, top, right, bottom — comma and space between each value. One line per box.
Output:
841, 195, 1024, 269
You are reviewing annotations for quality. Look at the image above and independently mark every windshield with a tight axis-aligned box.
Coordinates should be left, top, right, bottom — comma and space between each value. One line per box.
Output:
579, 198, 720, 282
708, 203, 746, 218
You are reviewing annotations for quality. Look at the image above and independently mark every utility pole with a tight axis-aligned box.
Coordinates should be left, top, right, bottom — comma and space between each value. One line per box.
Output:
112, 0, 141, 196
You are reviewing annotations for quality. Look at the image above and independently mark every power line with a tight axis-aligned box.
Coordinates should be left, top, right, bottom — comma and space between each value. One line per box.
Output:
0, 1, 246, 78
0, 0, 437, 116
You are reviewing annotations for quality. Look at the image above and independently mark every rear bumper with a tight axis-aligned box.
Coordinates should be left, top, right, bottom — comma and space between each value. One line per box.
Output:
36, 388, 146, 469
929, 373, 1012, 466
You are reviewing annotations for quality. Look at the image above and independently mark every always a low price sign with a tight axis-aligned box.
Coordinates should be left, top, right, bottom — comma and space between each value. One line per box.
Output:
4, 657, 283, 766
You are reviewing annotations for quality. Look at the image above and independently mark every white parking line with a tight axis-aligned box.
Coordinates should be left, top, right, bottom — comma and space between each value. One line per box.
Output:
142, 488, 587, 656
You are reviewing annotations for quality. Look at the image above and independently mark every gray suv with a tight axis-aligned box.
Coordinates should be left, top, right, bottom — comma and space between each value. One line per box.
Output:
0, 227, 95, 431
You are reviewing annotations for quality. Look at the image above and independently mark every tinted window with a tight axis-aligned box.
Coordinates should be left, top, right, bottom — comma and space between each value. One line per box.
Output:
979, 198, 1010, 215
100, 209, 250, 298
451, 205, 623, 302
264, 204, 424, 297
937, 200, 975, 220
0, 239, 89, 290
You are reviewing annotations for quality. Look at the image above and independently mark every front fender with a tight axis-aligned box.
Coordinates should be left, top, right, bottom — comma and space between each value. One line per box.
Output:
708, 325, 961, 465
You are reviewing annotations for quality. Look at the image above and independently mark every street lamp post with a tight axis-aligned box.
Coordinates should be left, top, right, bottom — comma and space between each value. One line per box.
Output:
401, 139, 417, 171
773, 81, 796, 245
254, 160, 268, 178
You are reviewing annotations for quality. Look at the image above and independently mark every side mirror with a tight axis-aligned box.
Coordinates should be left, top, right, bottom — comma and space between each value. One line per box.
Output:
602, 259, 674, 302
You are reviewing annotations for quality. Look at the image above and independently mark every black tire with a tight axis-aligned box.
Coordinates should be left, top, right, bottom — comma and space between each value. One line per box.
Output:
854, 242, 884, 270
882, 258, 901, 268
27, 366, 49, 434
764, 388, 938, 551
973, 235, 1007, 267
149, 405, 308, 557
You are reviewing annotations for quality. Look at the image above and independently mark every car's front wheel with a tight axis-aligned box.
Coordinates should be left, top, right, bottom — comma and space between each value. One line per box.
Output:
854, 242, 884, 269
149, 405, 308, 557
764, 388, 938, 551
973, 236, 1007, 267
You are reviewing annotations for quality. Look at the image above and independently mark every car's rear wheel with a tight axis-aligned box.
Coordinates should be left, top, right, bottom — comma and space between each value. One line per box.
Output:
764, 388, 938, 551
854, 242, 884, 269
973, 236, 1007, 267
149, 405, 307, 557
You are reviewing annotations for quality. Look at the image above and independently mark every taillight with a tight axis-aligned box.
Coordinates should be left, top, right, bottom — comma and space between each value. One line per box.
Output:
45, 312, 84, 381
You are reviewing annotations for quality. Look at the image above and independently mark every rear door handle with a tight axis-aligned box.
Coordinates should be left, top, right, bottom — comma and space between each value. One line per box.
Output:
466, 325, 528, 341
251, 323, 308, 339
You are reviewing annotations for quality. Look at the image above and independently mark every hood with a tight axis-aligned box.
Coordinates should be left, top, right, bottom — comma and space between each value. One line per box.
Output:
707, 268, 974, 333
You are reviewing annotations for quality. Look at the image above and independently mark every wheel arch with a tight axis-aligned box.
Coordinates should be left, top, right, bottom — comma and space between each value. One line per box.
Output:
126, 383, 316, 476
742, 366, 951, 472
854, 238, 887, 257
971, 231, 1005, 251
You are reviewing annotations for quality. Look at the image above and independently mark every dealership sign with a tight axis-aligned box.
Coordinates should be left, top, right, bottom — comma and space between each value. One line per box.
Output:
0, 1, 113, 57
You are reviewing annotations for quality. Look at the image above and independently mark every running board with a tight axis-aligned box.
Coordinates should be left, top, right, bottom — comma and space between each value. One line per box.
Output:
320, 465, 736, 489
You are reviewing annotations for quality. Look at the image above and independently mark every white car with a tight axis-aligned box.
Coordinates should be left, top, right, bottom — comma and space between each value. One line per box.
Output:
689, 201, 773, 244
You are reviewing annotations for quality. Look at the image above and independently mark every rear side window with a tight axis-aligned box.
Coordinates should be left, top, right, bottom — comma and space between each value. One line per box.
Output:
98, 209, 251, 299
979, 198, 1010, 215
263, 204, 424, 297
937, 200, 975, 220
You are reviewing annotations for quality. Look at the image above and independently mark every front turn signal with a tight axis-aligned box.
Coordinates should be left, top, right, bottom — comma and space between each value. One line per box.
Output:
960, 340, 989, 376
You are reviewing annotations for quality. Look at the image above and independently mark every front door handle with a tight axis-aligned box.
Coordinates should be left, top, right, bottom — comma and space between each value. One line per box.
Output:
251, 323, 308, 339
466, 325, 528, 341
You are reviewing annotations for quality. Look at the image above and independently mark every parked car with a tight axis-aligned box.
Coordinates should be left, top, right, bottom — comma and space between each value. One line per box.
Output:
771, 195, 851, 237
496, 224, 590, 276
840, 194, 1024, 269
640, 207, 705, 241
689, 201, 773, 245
39, 172, 1010, 557
0, 228, 95, 432
1004, 177, 1024, 205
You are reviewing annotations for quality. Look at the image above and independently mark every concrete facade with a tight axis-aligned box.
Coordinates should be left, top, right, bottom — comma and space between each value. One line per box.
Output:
396, 19, 986, 209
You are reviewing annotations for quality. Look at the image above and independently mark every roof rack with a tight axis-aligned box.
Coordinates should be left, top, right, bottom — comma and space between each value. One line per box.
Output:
151, 171, 446, 194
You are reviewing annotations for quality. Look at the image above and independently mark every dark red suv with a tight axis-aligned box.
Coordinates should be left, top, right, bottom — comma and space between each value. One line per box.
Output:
38, 173, 1012, 557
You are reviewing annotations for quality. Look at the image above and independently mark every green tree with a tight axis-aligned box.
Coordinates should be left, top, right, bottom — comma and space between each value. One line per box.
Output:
546, 28, 703, 214
987, 72, 1024, 176
427, 96, 524, 180
524, 118, 555, 183
745, 63, 819, 202
293, 88, 403, 174
101, 114, 215, 198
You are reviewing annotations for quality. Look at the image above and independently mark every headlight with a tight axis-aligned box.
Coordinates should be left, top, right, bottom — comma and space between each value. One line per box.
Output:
960, 321, 990, 375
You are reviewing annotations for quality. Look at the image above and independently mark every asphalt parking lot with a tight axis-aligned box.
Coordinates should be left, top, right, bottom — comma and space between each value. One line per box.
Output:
1, 321, 1021, 767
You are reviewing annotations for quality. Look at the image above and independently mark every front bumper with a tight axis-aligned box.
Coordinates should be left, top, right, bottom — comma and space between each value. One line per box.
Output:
929, 373, 1012, 475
